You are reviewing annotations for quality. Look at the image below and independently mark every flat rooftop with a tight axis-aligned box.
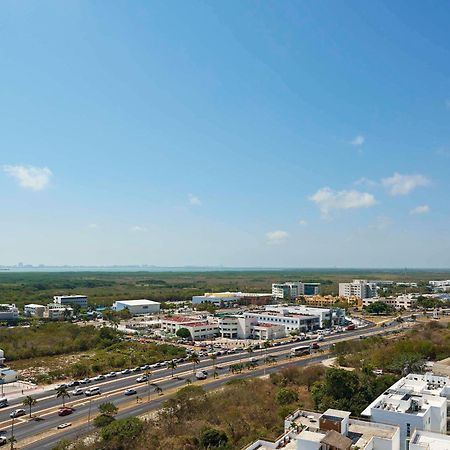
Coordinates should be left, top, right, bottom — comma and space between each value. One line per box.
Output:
116, 299, 160, 306
411, 430, 450, 450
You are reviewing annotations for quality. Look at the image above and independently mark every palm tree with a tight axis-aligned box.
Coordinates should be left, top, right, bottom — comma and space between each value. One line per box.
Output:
153, 384, 163, 396
188, 353, 200, 374
56, 386, 70, 407
22, 395, 37, 418
209, 353, 217, 377
167, 361, 177, 378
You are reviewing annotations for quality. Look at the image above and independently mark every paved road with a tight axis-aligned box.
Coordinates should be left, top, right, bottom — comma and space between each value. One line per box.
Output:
0, 322, 402, 448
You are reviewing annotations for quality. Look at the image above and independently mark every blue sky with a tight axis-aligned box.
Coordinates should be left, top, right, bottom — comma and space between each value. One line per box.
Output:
0, 0, 449, 268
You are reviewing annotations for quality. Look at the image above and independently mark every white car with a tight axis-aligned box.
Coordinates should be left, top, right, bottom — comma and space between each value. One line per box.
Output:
57, 422, 72, 430
106, 372, 117, 378
10, 409, 26, 418
0, 436, 7, 446
71, 388, 84, 396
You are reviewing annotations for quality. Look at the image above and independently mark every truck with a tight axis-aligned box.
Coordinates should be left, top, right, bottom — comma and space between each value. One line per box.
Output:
290, 345, 311, 357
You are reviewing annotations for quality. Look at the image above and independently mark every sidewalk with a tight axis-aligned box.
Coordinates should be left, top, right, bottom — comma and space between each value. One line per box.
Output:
1, 380, 59, 401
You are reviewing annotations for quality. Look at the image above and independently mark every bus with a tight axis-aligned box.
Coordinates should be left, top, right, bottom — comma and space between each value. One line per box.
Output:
290, 345, 311, 357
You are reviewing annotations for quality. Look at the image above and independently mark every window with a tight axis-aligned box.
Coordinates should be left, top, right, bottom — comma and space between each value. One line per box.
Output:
406, 423, 411, 437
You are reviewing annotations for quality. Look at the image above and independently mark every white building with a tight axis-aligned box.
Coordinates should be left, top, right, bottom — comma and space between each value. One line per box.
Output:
339, 280, 378, 299
363, 294, 417, 310
243, 310, 320, 333
160, 316, 219, 340
429, 280, 450, 292
272, 282, 320, 300
192, 292, 273, 306
361, 373, 449, 449
245, 408, 400, 450
409, 429, 450, 450
54, 295, 88, 308
112, 299, 160, 315
45, 304, 74, 320
265, 304, 344, 328
24, 304, 46, 318
0, 304, 19, 321
218, 315, 286, 340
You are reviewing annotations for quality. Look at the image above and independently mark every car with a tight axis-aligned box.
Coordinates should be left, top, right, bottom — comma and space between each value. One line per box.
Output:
56, 384, 68, 390
121, 369, 131, 375
85, 387, 101, 396
10, 409, 26, 419
0, 436, 7, 446
140, 365, 149, 370
124, 389, 137, 396
131, 367, 141, 372
79, 378, 91, 384
68, 381, 80, 387
71, 388, 84, 396
136, 375, 148, 383
58, 407, 74, 417
106, 372, 117, 378
57, 422, 72, 430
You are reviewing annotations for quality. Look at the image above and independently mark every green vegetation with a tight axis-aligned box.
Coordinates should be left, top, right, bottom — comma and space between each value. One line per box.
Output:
364, 301, 394, 315
335, 322, 450, 374
1, 269, 447, 309
94, 402, 119, 428
0, 323, 120, 361
176, 327, 191, 339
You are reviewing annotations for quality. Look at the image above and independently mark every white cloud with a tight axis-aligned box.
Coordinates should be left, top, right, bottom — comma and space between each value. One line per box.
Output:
354, 177, 377, 188
410, 205, 430, 215
266, 230, 288, 244
298, 220, 307, 226
2, 165, 52, 191
130, 225, 148, 233
188, 193, 202, 206
87, 223, 100, 229
351, 135, 365, 146
381, 172, 430, 196
310, 187, 376, 217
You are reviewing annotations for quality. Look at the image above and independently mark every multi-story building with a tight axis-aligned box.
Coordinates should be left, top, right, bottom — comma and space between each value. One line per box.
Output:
0, 304, 19, 322
272, 282, 320, 300
53, 295, 88, 308
363, 295, 417, 310
409, 429, 450, 450
429, 280, 450, 292
112, 299, 160, 315
245, 408, 400, 450
361, 373, 449, 449
339, 280, 378, 299
24, 304, 46, 318
304, 295, 362, 308
160, 316, 219, 340
243, 310, 320, 333
44, 304, 74, 320
217, 315, 286, 340
265, 304, 345, 328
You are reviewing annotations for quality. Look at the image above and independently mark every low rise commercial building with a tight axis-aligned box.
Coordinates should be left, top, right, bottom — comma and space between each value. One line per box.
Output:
303, 295, 362, 308
429, 280, 450, 292
244, 310, 320, 333
409, 429, 450, 450
192, 292, 272, 306
112, 299, 160, 315
53, 295, 88, 308
339, 280, 378, 299
361, 373, 449, 449
44, 304, 74, 320
0, 304, 19, 322
160, 316, 219, 340
363, 295, 417, 310
272, 282, 320, 300
245, 408, 400, 450
24, 304, 46, 318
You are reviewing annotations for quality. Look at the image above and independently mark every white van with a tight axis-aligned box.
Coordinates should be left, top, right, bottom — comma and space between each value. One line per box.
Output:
85, 386, 101, 396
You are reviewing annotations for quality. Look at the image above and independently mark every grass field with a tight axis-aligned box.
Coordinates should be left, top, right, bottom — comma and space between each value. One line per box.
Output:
0, 268, 449, 308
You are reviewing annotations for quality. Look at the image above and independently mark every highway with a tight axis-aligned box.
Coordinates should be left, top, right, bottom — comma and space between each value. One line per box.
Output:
0, 322, 402, 449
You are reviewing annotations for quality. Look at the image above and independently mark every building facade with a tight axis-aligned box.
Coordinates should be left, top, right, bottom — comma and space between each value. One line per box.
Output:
24, 304, 46, 318
0, 304, 19, 322
112, 299, 160, 315
272, 282, 320, 300
362, 295, 417, 310
339, 280, 378, 299
53, 295, 88, 308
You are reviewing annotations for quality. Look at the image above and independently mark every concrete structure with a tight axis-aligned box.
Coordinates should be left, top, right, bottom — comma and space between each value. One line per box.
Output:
429, 280, 450, 292
339, 280, 378, 299
160, 316, 219, 340
0, 304, 19, 322
303, 295, 362, 308
0, 350, 19, 385
244, 310, 320, 333
409, 429, 450, 450
361, 374, 449, 449
53, 295, 88, 308
112, 299, 160, 315
272, 282, 320, 300
265, 304, 345, 328
24, 304, 46, 318
245, 408, 400, 450
44, 304, 74, 320
192, 292, 272, 306
363, 294, 417, 310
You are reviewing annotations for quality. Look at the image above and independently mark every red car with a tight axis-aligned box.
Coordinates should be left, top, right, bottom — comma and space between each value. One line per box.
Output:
58, 407, 74, 416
